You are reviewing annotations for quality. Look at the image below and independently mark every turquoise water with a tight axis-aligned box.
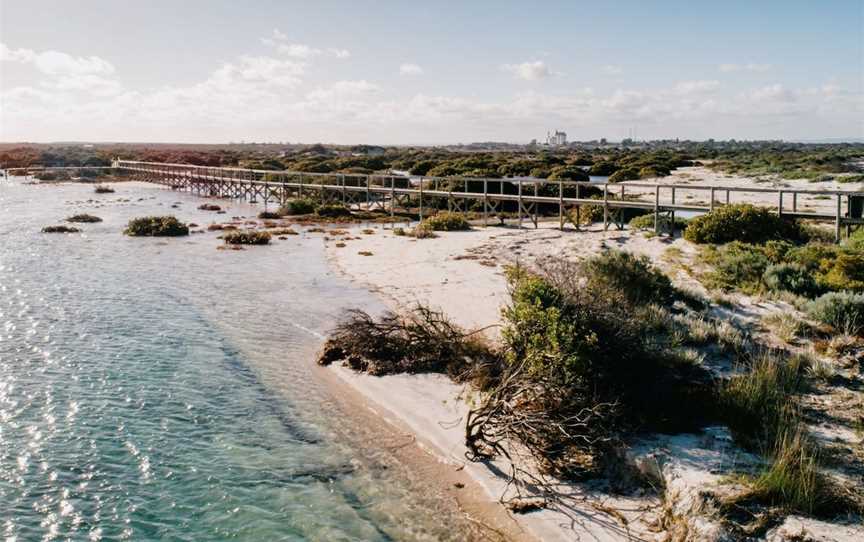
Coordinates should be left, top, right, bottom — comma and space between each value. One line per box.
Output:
0, 179, 473, 541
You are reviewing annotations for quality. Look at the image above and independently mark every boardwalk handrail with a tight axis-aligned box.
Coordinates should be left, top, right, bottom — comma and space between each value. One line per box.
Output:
5, 159, 861, 241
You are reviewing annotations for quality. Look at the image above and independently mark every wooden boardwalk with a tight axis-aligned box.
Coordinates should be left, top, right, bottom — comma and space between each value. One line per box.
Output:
5, 160, 864, 240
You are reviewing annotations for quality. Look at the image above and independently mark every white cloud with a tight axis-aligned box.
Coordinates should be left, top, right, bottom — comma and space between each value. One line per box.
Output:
602, 65, 623, 76
1, 42, 115, 76
261, 30, 349, 59
328, 48, 351, 59
502, 60, 552, 81
749, 84, 795, 102
673, 80, 720, 95
719, 62, 771, 73
399, 63, 423, 76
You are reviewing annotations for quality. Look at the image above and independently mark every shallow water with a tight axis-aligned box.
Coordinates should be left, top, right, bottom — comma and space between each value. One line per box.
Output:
0, 179, 472, 541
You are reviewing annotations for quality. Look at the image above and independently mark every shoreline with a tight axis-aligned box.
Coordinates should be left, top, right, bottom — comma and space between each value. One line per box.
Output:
320, 223, 669, 542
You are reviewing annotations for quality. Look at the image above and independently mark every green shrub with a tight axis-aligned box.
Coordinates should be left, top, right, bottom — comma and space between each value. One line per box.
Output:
257, 210, 281, 219
807, 291, 864, 335
608, 167, 640, 183
222, 230, 271, 245
763, 263, 821, 298
419, 212, 471, 231
684, 204, 802, 244
547, 166, 589, 182
94, 185, 114, 194
578, 250, 676, 306
815, 252, 864, 292
66, 214, 102, 223
42, 225, 81, 233
198, 203, 221, 211
124, 216, 189, 237
315, 203, 353, 218
628, 213, 688, 232
701, 242, 771, 293
278, 198, 316, 215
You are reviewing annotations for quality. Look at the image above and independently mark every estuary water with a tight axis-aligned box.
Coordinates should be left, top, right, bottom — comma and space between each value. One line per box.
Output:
0, 179, 472, 541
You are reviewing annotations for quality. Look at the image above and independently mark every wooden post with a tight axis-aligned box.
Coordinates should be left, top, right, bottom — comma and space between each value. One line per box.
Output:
419, 178, 424, 221
558, 180, 564, 230
778, 191, 783, 217
710, 187, 715, 212
603, 184, 609, 229
792, 192, 798, 213
654, 185, 660, 234
366, 175, 371, 209
518, 181, 523, 228
835, 194, 842, 243
484, 179, 489, 227
533, 181, 538, 229
390, 176, 395, 218
671, 186, 676, 236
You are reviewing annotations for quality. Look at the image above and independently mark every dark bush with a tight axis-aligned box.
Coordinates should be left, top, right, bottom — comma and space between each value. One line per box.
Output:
315, 204, 353, 218
124, 216, 189, 237
278, 198, 316, 215
608, 167, 640, 183
684, 204, 802, 244
66, 214, 102, 223
578, 250, 676, 306
94, 185, 114, 194
198, 203, 221, 211
42, 225, 81, 233
257, 210, 281, 219
222, 230, 271, 245
807, 292, 864, 335
418, 212, 471, 231
547, 166, 589, 182
763, 263, 821, 298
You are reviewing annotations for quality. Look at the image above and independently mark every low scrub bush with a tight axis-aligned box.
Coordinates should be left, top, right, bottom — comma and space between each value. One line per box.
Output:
807, 291, 864, 335
815, 252, 864, 292
317, 307, 496, 379
763, 263, 821, 298
257, 210, 281, 219
628, 213, 688, 232
315, 203, 353, 218
124, 216, 189, 237
66, 214, 102, 223
578, 250, 676, 306
468, 261, 715, 478
684, 204, 802, 244
41, 225, 80, 233
222, 229, 271, 245
198, 203, 221, 211
278, 198, 316, 216
418, 212, 471, 231
94, 185, 114, 194
700, 242, 771, 293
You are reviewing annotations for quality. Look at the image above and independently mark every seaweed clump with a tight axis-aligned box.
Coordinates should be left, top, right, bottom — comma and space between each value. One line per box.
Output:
124, 216, 189, 237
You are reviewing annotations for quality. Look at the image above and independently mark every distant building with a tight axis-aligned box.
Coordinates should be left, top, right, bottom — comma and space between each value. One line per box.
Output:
545, 130, 567, 146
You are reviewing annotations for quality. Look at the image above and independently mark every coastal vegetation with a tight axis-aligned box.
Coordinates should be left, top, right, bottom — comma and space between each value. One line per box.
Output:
222, 230, 271, 245
124, 216, 189, 237
41, 225, 81, 233
198, 203, 222, 211
66, 213, 102, 223
94, 185, 114, 193
683, 204, 802, 244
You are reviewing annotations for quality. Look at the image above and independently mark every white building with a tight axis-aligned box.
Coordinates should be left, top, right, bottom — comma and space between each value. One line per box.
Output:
546, 130, 567, 146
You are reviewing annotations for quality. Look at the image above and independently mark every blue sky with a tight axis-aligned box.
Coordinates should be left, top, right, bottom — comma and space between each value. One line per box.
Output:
0, 0, 861, 143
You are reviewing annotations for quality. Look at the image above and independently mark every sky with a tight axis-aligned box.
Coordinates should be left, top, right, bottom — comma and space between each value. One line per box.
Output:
0, 0, 861, 144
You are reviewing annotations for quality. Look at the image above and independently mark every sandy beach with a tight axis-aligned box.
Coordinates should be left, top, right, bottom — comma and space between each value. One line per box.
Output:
320, 207, 864, 540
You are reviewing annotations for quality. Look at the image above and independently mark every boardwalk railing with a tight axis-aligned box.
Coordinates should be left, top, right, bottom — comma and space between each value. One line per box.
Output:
5, 160, 863, 241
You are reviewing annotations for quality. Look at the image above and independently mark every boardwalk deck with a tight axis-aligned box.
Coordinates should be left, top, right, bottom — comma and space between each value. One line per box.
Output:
5, 160, 863, 240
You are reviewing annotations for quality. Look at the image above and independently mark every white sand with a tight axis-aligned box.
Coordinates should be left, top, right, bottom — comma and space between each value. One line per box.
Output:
322, 217, 863, 541
322, 223, 721, 541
